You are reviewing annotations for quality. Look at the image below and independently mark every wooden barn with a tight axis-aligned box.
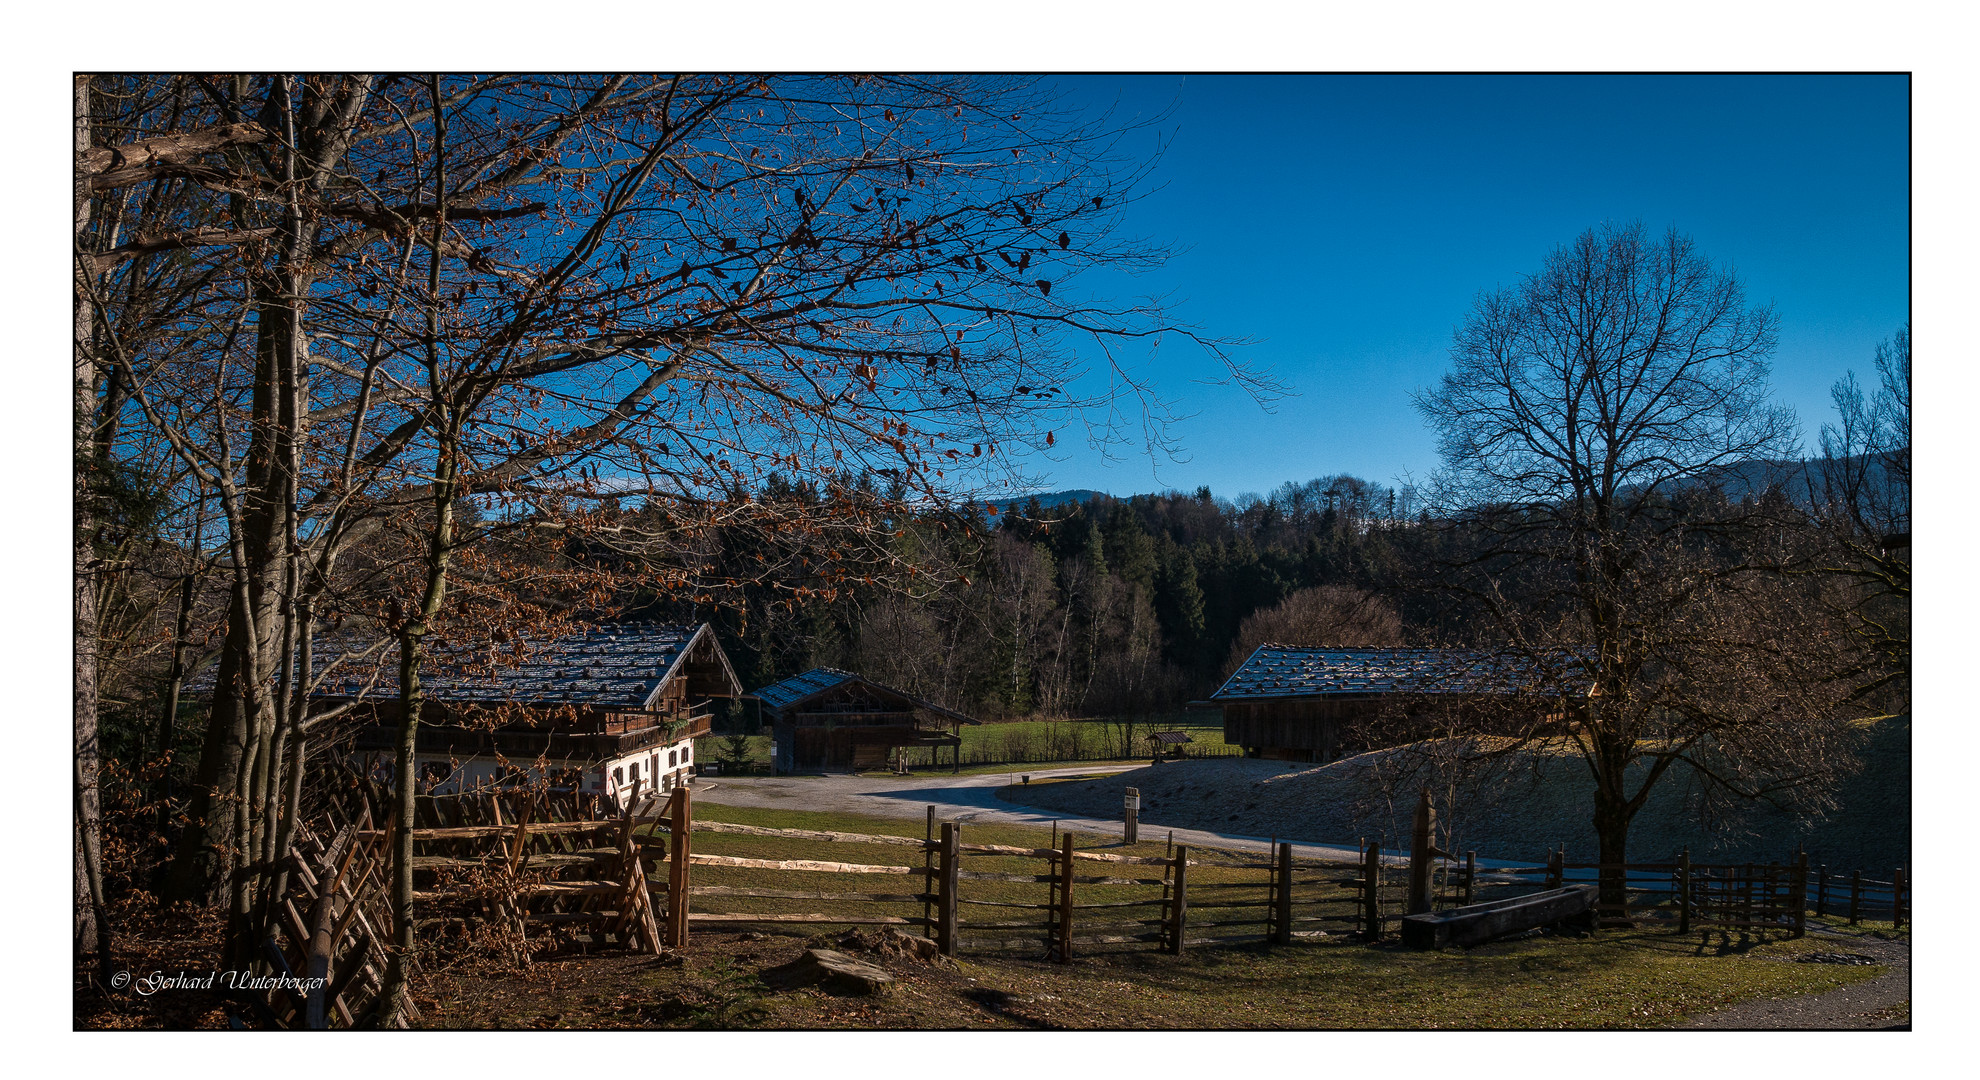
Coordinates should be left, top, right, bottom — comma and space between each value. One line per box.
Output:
748, 669, 981, 774
1209, 646, 1566, 763
320, 622, 742, 808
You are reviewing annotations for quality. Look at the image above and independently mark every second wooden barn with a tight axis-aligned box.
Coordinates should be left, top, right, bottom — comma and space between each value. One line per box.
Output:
1209, 645, 1567, 763
750, 668, 981, 774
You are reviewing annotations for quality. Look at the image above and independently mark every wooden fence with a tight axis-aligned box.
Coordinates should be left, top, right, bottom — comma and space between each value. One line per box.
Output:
945, 825, 1181, 955
1807, 864, 1909, 927
298, 768, 1906, 993
324, 773, 666, 955
251, 808, 411, 1029
653, 790, 1412, 958
1432, 848, 1908, 934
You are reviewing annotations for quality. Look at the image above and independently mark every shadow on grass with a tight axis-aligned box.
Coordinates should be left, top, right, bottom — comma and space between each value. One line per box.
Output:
961, 987, 1065, 1029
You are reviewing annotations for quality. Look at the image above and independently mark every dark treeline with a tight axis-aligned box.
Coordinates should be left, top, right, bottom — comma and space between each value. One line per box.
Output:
633, 441, 1907, 734
632, 473, 1437, 723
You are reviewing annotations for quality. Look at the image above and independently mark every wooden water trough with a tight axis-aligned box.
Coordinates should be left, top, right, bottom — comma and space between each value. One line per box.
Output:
1400, 884, 1598, 949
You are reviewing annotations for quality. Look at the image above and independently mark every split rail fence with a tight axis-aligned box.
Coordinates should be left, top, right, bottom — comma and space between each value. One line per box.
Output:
649, 789, 1422, 958
278, 769, 1906, 1015
1434, 847, 1908, 935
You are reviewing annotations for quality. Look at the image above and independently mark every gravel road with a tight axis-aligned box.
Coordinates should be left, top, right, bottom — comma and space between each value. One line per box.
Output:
1681, 925, 1911, 1030
694, 766, 1377, 862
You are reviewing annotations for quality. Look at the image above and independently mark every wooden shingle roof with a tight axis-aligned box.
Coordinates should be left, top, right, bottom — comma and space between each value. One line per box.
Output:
306, 623, 740, 709
747, 668, 979, 725
1210, 646, 1560, 701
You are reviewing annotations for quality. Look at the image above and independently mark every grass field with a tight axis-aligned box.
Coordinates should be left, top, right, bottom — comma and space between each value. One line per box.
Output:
864, 761, 1156, 778
411, 799, 1893, 1030
696, 713, 1232, 774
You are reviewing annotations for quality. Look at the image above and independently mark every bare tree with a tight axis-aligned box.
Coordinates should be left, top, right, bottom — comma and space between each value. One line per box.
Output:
73, 73, 112, 984
1414, 222, 1857, 910
83, 73, 1262, 1016
1808, 324, 1909, 709
1222, 584, 1403, 677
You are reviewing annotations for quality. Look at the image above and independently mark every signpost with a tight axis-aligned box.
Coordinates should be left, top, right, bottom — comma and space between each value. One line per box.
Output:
1124, 787, 1140, 844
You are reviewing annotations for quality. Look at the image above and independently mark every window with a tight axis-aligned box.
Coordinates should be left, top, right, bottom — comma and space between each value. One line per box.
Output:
419, 762, 450, 792
612, 767, 623, 787
628, 761, 640, 784
668, 750, 678, 768
682, 744, 692, 764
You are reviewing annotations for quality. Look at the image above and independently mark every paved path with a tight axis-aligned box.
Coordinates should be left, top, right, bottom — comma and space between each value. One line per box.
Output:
692, 770, 1664, 872
700, 768, 1424, 865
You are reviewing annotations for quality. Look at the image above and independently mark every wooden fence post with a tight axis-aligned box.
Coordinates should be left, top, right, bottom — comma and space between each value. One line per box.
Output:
1056, 833, 1075, 963
615, 779, 662, 954
1160, 831, 1174, 924
1273, 841, 1293, 945
921, 805, 936, 938
1893, 867, 1906, 930
1792, 851, 1808, 938
1677, 848, 1691, 934
1849, 869, 1861, 926
1816, 864, 1828, 918
667, 784, 690, 948
1167, 845, 1189, 955
1463, 851, 1476, 907
1361, 839, 1382, 940
1407, 788, 1437, 916
936, 823, 960, 957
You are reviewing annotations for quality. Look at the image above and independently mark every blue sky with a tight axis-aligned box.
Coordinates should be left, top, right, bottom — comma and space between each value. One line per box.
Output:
1030, 73, 1910, 500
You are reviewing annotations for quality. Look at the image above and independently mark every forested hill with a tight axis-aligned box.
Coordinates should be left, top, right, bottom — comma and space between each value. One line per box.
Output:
689, 475, 1434, 724
667, 453, 1896, 732
984, 489, 1109, 510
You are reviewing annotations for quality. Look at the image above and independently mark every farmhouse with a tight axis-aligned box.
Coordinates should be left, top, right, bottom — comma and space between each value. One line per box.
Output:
1209, 645, 1567, 763
324, 622, 742, 807
748, 668, 981, 773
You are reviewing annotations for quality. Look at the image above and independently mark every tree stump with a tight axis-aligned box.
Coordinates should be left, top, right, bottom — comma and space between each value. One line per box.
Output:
764, 948, 895, 996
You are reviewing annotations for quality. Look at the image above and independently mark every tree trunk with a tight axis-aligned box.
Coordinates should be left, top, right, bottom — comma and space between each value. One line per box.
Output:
163, 617, 251, 902
374, 75, 452, 1027
155, 569, 197, 840
1591, 776, 1632, 920
270, 592, 312, 897
162, 84, 313, 913
376, 625, 425, 1025
247, 555, 300, 943
73, 72, 113, 985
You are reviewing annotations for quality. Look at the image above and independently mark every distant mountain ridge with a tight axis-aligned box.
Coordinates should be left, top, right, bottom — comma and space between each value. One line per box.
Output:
977, 452, 1905, 517
1683, 452, 1905, 508
980, 489, 1109, 510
